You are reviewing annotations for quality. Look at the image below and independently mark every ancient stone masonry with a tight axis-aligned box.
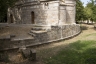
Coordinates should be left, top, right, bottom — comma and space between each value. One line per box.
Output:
7, 0, 76, 25
0, 24, 81, 50
0, 0, 81, 50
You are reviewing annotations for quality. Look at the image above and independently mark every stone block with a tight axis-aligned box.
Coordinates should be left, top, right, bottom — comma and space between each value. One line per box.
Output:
30, 49, 36, 61
20, 48, 36, 61
10, 34, 16, 38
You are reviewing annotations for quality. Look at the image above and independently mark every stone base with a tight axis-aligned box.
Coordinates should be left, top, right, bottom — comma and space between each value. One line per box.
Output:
0, 24, 81, 50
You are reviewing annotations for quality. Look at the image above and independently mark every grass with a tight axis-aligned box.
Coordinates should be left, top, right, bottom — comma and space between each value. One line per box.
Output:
45, 40, 96, 64
85, 33, 96, 37
80, 25, 88, 30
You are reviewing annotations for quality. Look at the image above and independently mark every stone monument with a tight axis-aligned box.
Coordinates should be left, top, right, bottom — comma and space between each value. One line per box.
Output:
7, 0, 76, 25
0, 0, 81, 50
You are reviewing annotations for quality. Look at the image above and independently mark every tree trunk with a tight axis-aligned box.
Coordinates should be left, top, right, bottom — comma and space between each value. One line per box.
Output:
87, 20, 89, 24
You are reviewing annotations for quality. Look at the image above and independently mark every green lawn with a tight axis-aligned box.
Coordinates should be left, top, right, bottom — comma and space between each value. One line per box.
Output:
45, 40, 96, 64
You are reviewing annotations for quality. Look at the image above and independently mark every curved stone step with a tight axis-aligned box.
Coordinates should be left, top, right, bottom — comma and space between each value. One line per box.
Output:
30, 30, 47, 34
28, 32, 36, 37
31, 27, 45, 31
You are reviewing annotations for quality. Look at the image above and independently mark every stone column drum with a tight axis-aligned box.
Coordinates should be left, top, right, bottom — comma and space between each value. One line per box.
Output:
59, 5, 66, 25
65, 0, 76, 24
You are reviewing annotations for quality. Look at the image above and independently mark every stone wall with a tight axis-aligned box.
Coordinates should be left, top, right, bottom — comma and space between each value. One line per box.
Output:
0, 24, 81, 50
65, 0, 76, 24
8, 1, 59, 25
7, 0, 76, 25
59, 5, 66, 25
4, 0, 80, 50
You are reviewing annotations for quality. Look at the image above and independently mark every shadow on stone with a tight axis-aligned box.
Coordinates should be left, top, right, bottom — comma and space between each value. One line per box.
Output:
0, 52, 10, 63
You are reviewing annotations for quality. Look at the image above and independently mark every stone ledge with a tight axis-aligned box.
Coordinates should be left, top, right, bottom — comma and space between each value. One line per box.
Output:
0, 24, 81, 51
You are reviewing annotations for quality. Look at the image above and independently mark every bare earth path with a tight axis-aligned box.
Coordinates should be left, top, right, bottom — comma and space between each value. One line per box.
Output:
0, 24, 96, 64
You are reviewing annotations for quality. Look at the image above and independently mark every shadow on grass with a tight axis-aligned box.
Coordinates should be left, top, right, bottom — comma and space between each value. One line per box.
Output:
81, 26, 88, 30
45, 40, 96, 64
93, 27, 96, 31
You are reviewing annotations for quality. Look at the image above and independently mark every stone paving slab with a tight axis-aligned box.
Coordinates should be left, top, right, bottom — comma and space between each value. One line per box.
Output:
30, 30, 47, 34
11, 36, 34, 41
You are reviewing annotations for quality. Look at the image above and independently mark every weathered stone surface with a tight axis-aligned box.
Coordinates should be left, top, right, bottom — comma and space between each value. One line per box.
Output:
0, 0, 81, 50
20, 48, 36, 61
7, 0, 76, 25
30, 49, 36, 61
21, 48, 31, 58
0, 24, 81, 50
10, 34, 16, 38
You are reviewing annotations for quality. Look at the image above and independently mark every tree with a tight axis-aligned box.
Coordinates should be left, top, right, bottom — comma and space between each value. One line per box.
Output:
76, 0, 96, 24
92, 0, 96, 22
76, 0, 85, 23
0, 0, 17, 23
84, 6, 93, 23
84, 0, 96, 23
92, 5, 96, 22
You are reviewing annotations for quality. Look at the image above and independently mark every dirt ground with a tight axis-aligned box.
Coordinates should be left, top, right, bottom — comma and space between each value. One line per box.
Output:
0, 24, 96, 64
0, 24, 34, 40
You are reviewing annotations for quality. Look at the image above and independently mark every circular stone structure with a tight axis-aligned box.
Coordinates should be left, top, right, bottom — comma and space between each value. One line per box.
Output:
0, 0, 81, 50
7, 0, 76, 25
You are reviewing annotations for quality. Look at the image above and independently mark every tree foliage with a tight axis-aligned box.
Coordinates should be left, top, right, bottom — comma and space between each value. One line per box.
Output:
76, 0, 85, 22
92, 5, 96, 22
76, 0, 96, 23
0, 0, 17, 22
85, 0, 96, 22
84, 0, 94, 22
